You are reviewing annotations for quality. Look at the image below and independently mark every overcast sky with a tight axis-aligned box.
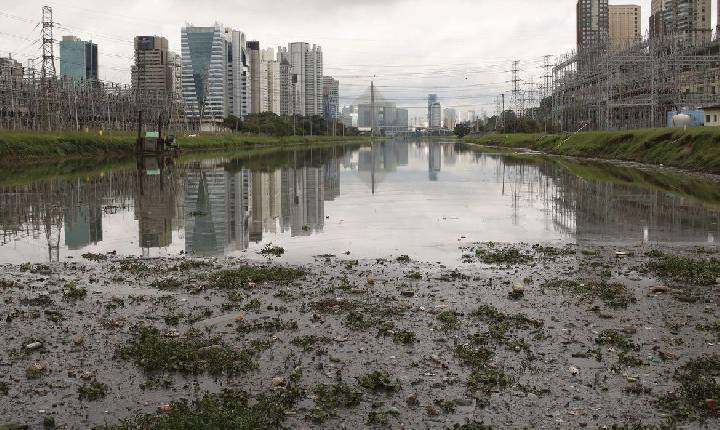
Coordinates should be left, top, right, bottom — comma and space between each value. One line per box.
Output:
3, 0, 714, 119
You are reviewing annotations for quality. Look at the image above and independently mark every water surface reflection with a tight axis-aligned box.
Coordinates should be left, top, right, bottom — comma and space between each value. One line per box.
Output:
0, 141, 718, 264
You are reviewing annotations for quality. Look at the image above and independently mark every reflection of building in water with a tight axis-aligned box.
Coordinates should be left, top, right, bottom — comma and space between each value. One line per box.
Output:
64, 204, 103, 250
183, 160, 328, 255
184, 167, 251, 256
134, 160, 179, 250
324, 157, 340, 201
279, 167, 325, 236
428, 142, 442, 181
443, 144, 457, 166
228, 170, 252, 252
64, 178, 104, 250
250, 170, 283, 242
0, 172, 133, 260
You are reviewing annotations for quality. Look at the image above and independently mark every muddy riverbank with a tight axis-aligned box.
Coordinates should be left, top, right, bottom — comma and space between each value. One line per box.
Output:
1, 243, 719, 429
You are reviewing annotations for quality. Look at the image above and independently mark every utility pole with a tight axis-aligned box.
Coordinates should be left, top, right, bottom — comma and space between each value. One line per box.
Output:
370, 81, 375, 137
501, 93, 506, 134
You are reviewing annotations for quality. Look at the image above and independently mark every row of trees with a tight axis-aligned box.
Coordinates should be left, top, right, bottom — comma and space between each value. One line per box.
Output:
222, 112, 359, 136
453, 98, 558, 137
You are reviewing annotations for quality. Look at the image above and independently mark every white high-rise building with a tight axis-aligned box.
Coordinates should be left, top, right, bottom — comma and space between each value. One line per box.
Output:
288, 42, 323, 116
263, 48, 281, 114
430, 102, 442, 129
181, 24, 249, 120
443, 108, 457, 129
277, 49, 293, 115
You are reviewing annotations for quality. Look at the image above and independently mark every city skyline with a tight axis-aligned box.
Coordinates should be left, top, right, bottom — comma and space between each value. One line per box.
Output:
6, 0, 708, 119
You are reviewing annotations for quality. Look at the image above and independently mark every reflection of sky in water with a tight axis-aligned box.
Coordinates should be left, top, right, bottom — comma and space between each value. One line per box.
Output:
0, 141, 718, 265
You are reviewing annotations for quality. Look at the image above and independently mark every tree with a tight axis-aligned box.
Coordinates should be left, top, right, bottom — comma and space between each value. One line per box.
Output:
222, 115, 243, 132
454, 123, 472, 138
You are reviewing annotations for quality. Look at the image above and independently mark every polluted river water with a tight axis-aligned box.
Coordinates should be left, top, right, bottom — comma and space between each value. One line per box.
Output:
0, 140, 718, 264
1, 140, 720, 428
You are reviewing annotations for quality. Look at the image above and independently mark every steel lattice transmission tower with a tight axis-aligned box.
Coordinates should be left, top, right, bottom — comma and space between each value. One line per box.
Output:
41, 6, 56, 79
511, 60, 523, 117
542, 55, 553, 100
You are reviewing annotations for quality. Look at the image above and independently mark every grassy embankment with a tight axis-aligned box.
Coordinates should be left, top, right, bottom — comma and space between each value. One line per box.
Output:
462, 128, 720, 174
0, 130, 366, 164
0, 140, 362, 188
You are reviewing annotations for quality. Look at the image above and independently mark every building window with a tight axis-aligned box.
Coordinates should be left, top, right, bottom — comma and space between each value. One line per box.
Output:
706, 115, 711, 123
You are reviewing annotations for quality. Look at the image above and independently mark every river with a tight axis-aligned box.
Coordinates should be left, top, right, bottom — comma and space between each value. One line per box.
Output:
1, 140, 718, 264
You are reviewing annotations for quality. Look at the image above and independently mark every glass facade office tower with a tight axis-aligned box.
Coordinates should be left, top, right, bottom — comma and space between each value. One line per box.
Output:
59, 36, 98, 82
181, 24, 249, 120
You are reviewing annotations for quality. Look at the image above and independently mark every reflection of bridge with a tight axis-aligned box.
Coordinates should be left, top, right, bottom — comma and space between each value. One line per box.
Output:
357, 141, 410, 193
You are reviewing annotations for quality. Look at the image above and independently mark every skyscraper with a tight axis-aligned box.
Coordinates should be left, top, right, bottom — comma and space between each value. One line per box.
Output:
59, 36, 98, 82
427, 94, 437, 126
132, 36, 173, 98
430, 102, 442, 129
608, 5, 641, 50
248, 41, 264, 113
227, 29, 251, 118
278, 53, 292, 115
443, 108, 457, 129
181, 24, 249, 120
288, 42, 323, 116
264, 48, 281, 114
322, 76, 339, 121
576, 0, 609, 51
650, 0, 665, 38
652, 0, 712, 47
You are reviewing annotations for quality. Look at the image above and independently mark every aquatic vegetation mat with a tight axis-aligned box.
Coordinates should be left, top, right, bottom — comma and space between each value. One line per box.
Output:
658, 355, 720, 420
117, 327, 257, 376
104, 388, 301, 429
649, 254, 720, 286
542, 279, 636, 308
